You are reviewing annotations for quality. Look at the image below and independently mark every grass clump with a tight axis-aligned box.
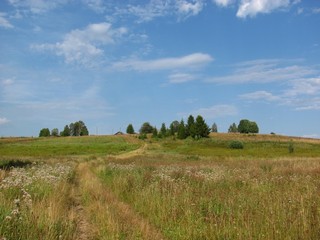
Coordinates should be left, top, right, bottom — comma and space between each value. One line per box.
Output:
229, 140, 244, 149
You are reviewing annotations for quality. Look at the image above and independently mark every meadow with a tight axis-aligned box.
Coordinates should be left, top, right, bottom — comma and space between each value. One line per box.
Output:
1, 134, 320, 239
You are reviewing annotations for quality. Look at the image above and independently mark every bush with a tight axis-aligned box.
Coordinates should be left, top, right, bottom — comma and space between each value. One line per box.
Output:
229, 140, 244, 149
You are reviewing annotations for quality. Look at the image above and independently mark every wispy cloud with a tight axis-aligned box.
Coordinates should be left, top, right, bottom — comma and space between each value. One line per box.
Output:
213, 0, 235, 7
0, 12, 14, 29
0, 117, 10, 125
206, 59, 316, 84
32, 22, 127, 66
112, 53, 213, 71
240, 90, 280, 101
168, 73, 198, 84
7, 0, 69, 14
192, 104, 238, 119
177, 0, 204, 18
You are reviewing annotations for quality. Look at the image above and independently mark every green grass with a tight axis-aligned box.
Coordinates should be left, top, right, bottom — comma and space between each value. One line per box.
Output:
156, 137, 320, 158
0, 135, 141, 157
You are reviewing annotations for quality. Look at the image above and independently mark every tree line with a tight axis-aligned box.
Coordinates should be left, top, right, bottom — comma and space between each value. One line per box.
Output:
126, 115, 259, 140
39, 120, 89, 137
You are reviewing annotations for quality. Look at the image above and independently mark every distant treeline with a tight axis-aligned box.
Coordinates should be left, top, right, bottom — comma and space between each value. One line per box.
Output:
39, 120, 89, 137
127, 115, 259, 140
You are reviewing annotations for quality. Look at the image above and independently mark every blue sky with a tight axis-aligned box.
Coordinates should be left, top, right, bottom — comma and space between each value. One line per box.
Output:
0, 0, 320, 137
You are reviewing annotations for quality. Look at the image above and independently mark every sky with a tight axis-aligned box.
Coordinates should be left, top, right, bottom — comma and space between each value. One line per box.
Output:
0, 0, 320, 137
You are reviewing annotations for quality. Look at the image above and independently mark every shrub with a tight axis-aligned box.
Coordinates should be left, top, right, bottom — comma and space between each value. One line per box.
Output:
229, 140, 244, 149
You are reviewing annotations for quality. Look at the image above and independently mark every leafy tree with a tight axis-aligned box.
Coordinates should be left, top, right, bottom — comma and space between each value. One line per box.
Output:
69, 121, 89, 136
177, 120, 187, 139
80, 125, 89, 136
186, 115, 196, 138
61, 125, 70, 136
39, 128, 50, 137
139, 122, 153, 134
126, 124, 135, 134
51, 128, 59, 137
228, 123, 238, 133
194, 115, 210, 138
169, 120, 180, 136
238, 119, 259, 134
248, 121, 259, 134
211, 123, 218, 133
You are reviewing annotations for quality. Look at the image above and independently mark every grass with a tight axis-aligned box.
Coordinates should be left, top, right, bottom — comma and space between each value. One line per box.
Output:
0, 135, 141, 158
1, 133, 320, 239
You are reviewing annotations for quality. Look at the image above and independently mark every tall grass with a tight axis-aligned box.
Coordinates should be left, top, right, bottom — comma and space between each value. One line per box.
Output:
100, 156, 320, 239
0, 162, 76, 240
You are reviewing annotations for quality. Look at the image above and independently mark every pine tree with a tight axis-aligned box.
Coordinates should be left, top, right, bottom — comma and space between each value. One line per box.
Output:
186, 115, 195, 138
194, 115, 210, 138
177, 120, 187, 139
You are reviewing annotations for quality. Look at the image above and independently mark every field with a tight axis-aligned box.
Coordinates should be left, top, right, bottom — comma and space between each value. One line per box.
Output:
1, 133, 320, 239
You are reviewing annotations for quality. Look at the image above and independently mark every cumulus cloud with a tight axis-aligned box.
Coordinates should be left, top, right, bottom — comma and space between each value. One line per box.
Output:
32, 22, 127, 66
112, 53, 213, 71
236, 0, 293, 18
0, 12, 14, 29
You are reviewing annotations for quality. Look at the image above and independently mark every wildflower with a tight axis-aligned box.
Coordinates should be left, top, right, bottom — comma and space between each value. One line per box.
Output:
5, 216, 12, 221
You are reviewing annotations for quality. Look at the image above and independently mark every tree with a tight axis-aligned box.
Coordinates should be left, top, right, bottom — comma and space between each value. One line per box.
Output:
228, 123, 238, 133
139, 122, 154, 134
126, 124, 135, 134
61, 125, 70, 136
39, 128, 50, 137
169, 120, 180, 136
159, 123, 167, 138
69, 121, 89, 136
186, 115, 196, 138
152, 127, 158, 138
194, 115, 210, 138
248, 121, 259, 133
238, 119, 259, 134
211, 123, 218, 133
177, 120, 187, 139
51, 128, 59, 137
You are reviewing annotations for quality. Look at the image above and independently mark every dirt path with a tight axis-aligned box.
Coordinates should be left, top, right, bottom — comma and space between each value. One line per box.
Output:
72, 156, 165, 240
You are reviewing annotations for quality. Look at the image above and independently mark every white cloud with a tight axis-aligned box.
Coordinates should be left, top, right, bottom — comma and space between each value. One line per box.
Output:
285, 77, 320, 96
168, 73, 198, 83
213, 0, 235, 7
206, 59, 316, 84
0, 117, 10, 125
112, 53, 213, 72
312, 8, 320, 14
113, 0, 205, 23
0, 12, 14, 29
177, 0, 204, 17
82, 0, 106, 13
236, 0, 293, 18
192, 104, 238, 119
32, 22, 127, 66
240, 90, 280, 101
1, 78, 15, 86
